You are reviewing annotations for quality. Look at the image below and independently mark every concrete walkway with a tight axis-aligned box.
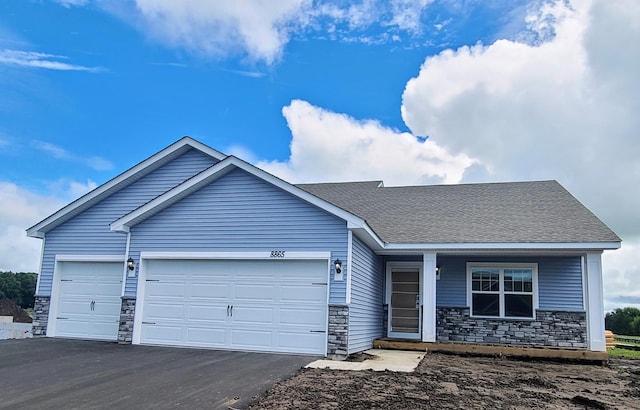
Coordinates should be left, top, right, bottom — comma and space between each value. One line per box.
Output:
306, 349, 425, 372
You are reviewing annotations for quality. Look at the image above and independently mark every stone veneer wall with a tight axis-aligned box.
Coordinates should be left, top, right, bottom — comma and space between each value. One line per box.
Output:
436, 307, 587, 348
32, 295, 50, 336
118, 297, 136, 344
328, 304, 349, 358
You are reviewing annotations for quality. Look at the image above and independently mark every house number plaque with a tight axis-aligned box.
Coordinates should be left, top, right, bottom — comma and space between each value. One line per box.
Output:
270, 251, 286, 257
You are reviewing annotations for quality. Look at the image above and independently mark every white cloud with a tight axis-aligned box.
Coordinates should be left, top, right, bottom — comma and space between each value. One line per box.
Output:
32, 140, 114, 171
132, 0, 305, 64
0, 182, 65, 272
258, 99, 475, 185
400, 0, 640, 308
603, 241, 640, 312
109, 1, 436, 63
387, 0, 432, 33
0, 178, 97, 272
54, 0, 89, 8
0, 49, 101, 71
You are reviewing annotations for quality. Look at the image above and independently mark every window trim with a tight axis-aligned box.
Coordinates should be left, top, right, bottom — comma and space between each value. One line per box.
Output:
466, 262, 539, 320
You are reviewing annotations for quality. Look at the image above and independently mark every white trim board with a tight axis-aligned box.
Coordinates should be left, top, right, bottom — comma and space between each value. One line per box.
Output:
139, 251, 331, 260
54, 254, 125, 262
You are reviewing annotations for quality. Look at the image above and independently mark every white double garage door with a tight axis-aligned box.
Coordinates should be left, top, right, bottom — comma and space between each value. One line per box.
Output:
52, 258, 329, 355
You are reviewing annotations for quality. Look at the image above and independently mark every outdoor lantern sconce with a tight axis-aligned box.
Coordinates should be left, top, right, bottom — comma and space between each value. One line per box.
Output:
127, 257, 135, 271
334, 259, 342, 274
435, 265, 442, 280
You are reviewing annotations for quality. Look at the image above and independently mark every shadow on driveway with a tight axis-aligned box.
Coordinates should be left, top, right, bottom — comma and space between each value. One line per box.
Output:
0, 338, 315, 409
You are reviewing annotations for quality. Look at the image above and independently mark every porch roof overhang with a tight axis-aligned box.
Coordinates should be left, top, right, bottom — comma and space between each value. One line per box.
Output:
357, 237, 621, 256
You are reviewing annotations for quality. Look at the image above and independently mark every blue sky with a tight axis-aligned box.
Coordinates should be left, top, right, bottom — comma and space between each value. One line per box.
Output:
1, 0, 639, 310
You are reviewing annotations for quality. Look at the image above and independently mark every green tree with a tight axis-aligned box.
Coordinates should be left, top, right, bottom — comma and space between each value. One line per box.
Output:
0, 271, 37, 309
16, 272, 37, 308
605, 307, 640, 336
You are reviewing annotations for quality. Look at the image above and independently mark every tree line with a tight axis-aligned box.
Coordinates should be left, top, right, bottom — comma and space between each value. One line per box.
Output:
605, 307, 640, 336
0, 271, 37, 309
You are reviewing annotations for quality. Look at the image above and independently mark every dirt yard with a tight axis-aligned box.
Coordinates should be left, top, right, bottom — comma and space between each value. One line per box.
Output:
248, 353, 640, 409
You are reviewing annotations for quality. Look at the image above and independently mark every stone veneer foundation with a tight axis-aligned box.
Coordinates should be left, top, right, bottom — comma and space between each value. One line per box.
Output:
32, 295, 50, 336
436, 307, 587, 348
328, 304, 349, 358
118, 297, 136, 344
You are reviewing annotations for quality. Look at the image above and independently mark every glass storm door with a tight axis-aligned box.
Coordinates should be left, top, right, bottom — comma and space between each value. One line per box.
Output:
389, 270, 421, 339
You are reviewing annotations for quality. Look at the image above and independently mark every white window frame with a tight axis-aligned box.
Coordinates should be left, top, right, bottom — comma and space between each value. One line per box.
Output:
466, 262, 539, 320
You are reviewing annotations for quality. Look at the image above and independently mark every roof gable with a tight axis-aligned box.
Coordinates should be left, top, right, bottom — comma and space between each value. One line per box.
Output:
110, 156, 380, 246
27, 137, 226, 238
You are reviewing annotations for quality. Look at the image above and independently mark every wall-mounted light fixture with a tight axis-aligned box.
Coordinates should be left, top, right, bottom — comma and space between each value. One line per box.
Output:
127, 257, 135, 271
334, 259, 342, 274
435, 265, 441, 275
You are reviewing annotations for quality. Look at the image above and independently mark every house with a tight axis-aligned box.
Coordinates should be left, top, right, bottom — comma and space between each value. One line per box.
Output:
27, 137, 621, 357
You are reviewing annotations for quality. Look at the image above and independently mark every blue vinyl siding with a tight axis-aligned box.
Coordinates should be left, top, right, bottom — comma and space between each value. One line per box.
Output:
38, 149, 217, 294
537, 257, 584, 311
436, 255, 584, 311
348, 235, 384, 353
126, 168, 348, 302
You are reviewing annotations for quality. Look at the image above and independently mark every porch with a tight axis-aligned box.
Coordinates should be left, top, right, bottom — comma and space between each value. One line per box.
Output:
372, 338, 609, 362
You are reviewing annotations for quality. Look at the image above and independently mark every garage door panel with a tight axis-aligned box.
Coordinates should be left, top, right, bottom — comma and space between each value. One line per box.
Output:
56, 319, 91, 337
278, 331, 325, 353
145, 302, 184, 320
190, 283, 229, 299
93, 300, 122, 317
280, 285, 326, 303
58, 300, 90, 316
232, 307, 273, 325
142, 324, 182, 344
280, 307, 326, 327
234, 284, 275, 301
188, 304, 227, 322
231, 329, 272, 348
93, 282, 121, 295
146, 282, 186, 298
91, 321, 120, 340
60, 281, 96, 296
186, 327, 226, 345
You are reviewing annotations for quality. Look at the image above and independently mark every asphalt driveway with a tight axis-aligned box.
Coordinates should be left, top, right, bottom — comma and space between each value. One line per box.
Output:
0, 338, 315, 409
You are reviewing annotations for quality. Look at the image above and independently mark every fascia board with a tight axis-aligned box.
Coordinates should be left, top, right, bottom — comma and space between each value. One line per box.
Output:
380, 241, 621, 252
27, 137, 226, 238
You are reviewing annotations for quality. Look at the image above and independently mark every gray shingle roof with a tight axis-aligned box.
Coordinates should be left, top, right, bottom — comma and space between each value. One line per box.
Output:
296, 180, 621, 244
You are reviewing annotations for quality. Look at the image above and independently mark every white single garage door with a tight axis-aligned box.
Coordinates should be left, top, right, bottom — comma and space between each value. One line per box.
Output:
139, 259, 328, 354
52, 261, 122, 340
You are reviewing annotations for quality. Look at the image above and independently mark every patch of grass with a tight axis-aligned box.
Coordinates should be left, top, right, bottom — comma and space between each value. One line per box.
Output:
608, 348, 640, 359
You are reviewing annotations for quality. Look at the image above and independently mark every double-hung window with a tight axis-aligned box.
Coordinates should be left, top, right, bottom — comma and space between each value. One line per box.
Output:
467, 263, 538, 319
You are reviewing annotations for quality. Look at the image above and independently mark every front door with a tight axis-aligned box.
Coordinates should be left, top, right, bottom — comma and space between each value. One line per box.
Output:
387, 268, 421, 339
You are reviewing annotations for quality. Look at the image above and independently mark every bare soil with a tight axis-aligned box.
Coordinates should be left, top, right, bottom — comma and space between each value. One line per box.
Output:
248, 353, 640, 409
0, 298, 32, 323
